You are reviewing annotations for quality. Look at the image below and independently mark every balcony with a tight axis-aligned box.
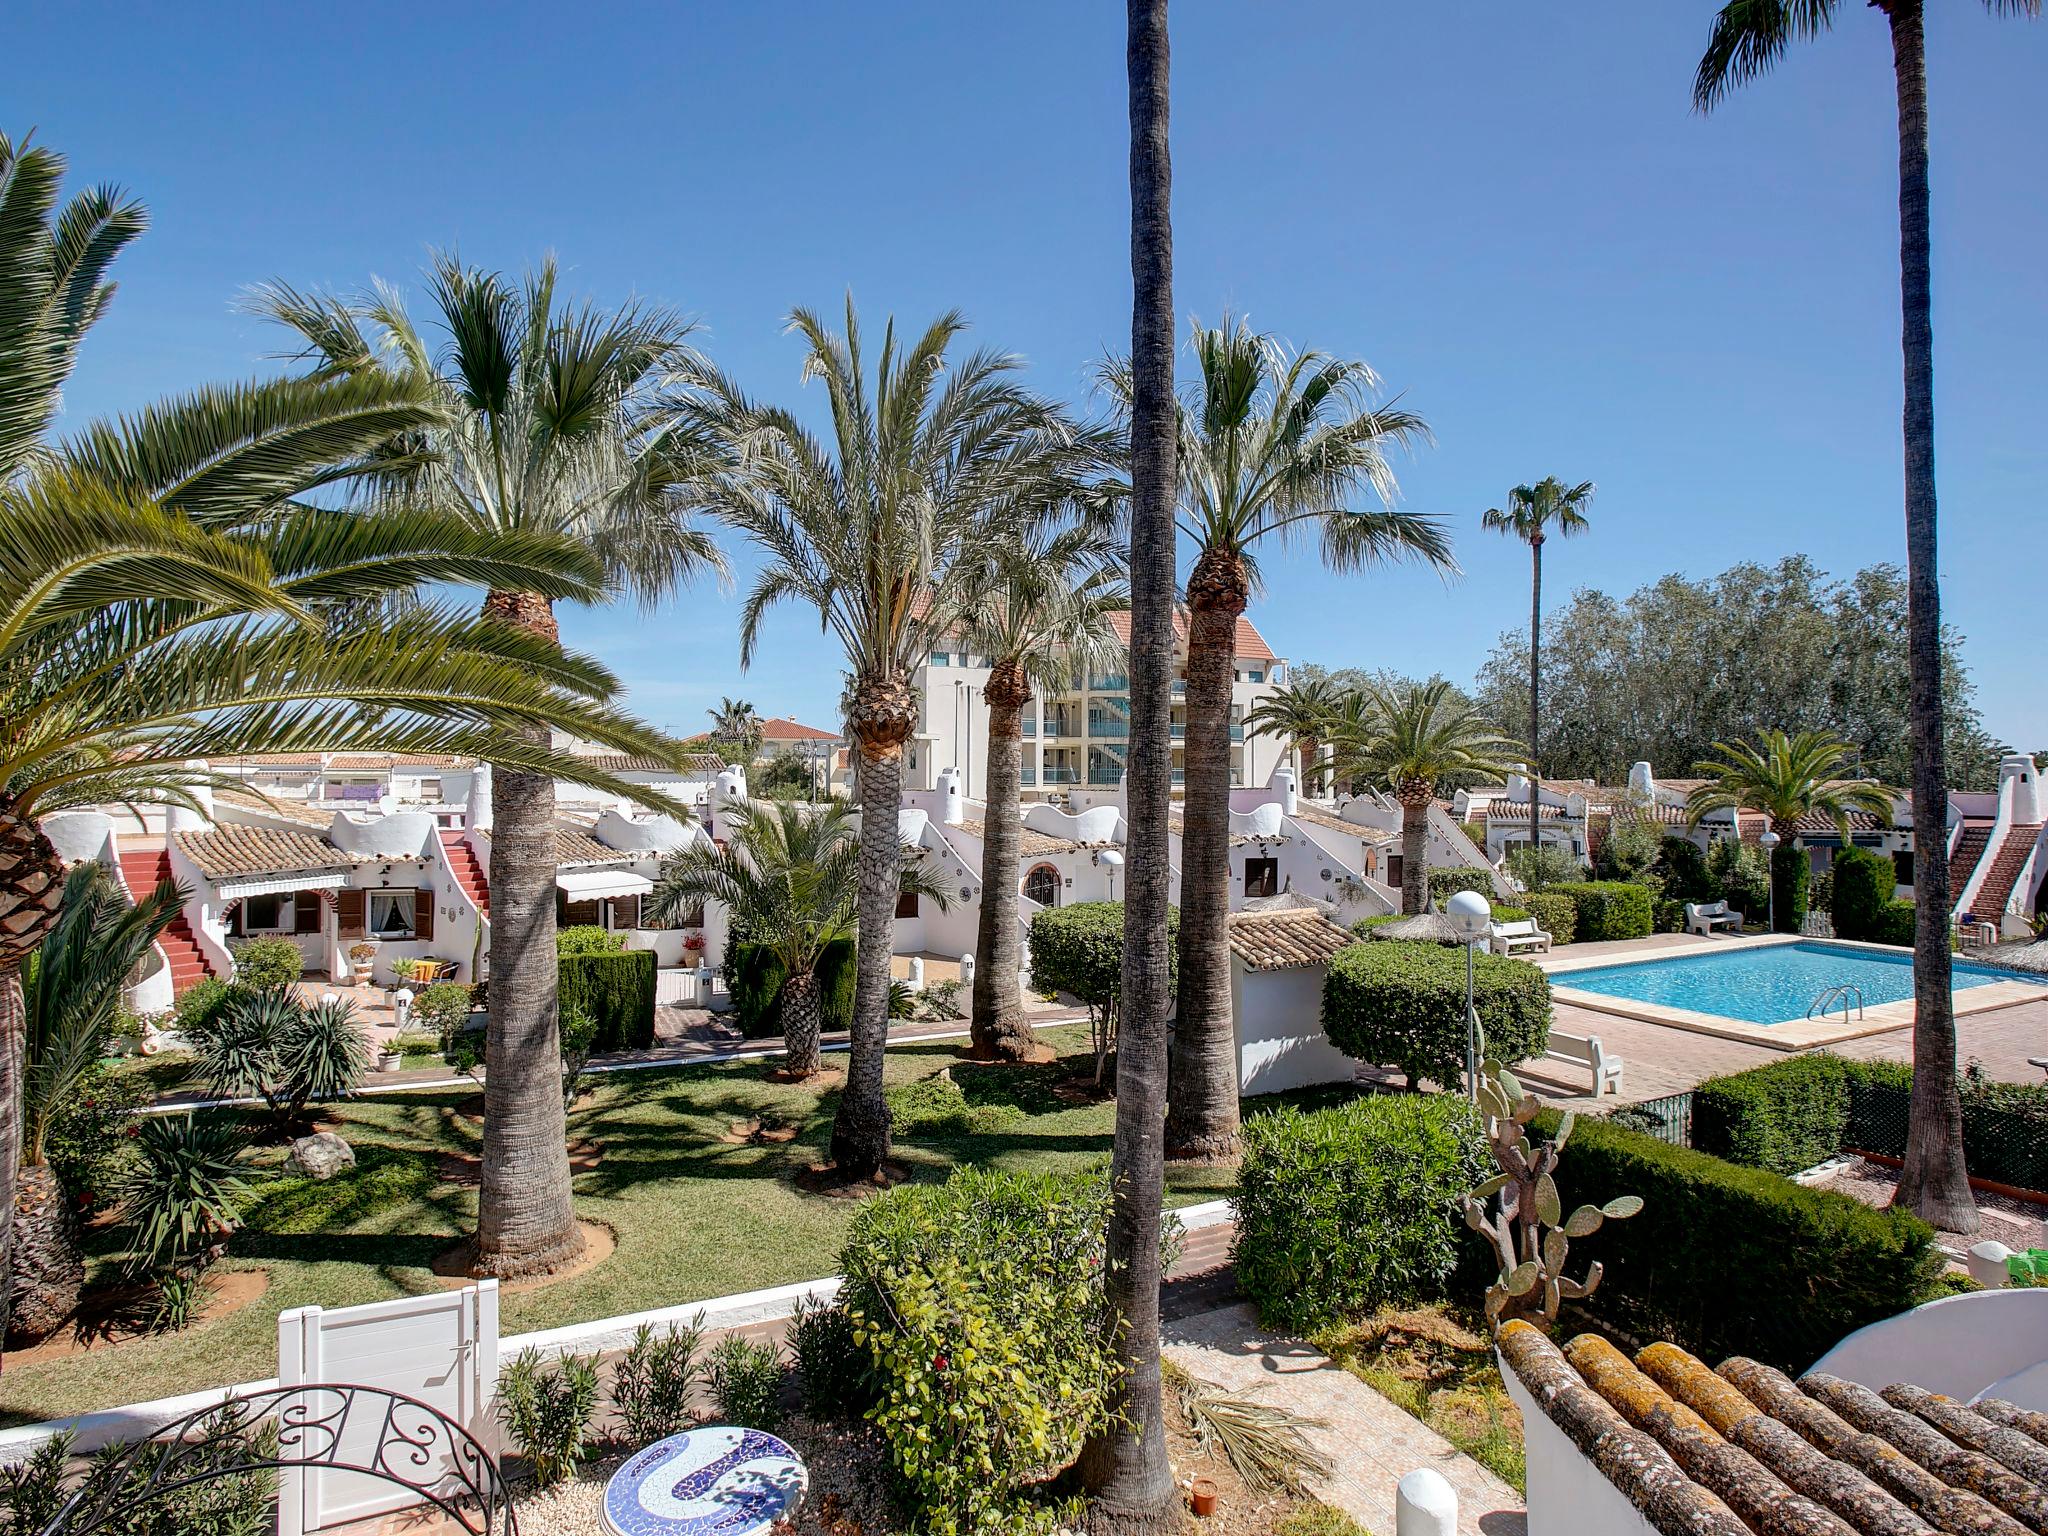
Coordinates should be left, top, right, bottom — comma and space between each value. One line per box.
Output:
1020, 766, 1036, 786
1172, 679, 1186, 695
1170, 722, 1185, 739
1229, 724, 1244, 741
1088, 717, 1129, 739
1086, 768, 1124, 787
1088, 674, 1129, 692
1021, 718, 1036, 738
1042, 766, 1080, 785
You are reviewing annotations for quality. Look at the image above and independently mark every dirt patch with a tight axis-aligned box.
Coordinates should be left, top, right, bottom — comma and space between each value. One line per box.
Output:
1052, 1072, 1114, 1105
766, 1065, 845, 1089
792, 1160, 912, 1199
1815, 1154, 2048, 1252
433, 1218, 615, 1293
958, 1040, 1060, 1066
436, 1139, 604, 1186
450, 1092, 487, 1120
720, 1118, 802, 1146
8, 1268, 270, 1364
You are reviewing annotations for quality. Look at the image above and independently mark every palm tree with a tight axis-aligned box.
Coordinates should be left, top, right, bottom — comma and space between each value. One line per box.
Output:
1335, 682, 1521, 914
1242, 676, 1344, 798
1102, 319, 1447, 1162
1482, 477, 1594, 858
707, 697, 763, 766
956, 520, 1126, 1060
1683, 730, 1894, 932
0, 143, 694, 1323
1691, 0, 2034, 1247
671, 299, 1077, 1179
253, 256, 726, 1279
1079, 2, 1178, 1522
647, 801, 943, 1077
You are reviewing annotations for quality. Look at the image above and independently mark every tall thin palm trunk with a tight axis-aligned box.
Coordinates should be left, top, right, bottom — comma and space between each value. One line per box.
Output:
474, 590, 582, 1277
971, 667, 1037, 1060
1527, 534, 1543, 858
1167, 560, 1242, 1161
1883, 0, 1975, 1234
834, 723, 905, 1177
1400, 787, 1431, 915
1081, 0, 1178, 1521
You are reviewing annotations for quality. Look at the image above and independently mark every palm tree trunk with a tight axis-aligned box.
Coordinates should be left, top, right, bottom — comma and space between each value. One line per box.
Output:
1528, 535, 1543, 860
1080, 0, 1178, 1521
780, 968, 823, 1078
1401, 789, 1430, 915
1883, 0, 1975, 1235
1300, 733, 1320, 798
474, 589, 583, 1278
7, 1164, 82, 1346
832, 718, 905, 1178
1167, 562, 1242, 1163
0, 971, 23, 1354
971, 671, 1037, 1060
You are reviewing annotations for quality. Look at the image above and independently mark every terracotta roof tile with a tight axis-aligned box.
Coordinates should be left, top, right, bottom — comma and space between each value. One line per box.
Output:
554, 828, 643, 866
1287, 804, 1399, 844
1225, 906, 1357, 972
174, 825, 356, 880
947, 819, 1100, 858
758, 717, 841, 742
1165, 814, 1290, 848
1103, 610, 1277, 663
572, 751, 725, 775
212, 788, 335, 829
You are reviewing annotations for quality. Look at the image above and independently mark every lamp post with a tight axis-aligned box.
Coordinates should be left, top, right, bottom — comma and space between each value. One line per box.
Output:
1759, 829, 1782, 933
1445, 889, 1492, 1100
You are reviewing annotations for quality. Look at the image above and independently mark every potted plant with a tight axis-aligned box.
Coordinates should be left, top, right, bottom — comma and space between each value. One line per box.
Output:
376, 1042, 404, 1073
347, 941, 377, 986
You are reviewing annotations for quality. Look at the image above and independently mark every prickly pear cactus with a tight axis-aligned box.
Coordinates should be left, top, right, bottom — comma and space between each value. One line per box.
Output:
1460, 1056, 1642, 1332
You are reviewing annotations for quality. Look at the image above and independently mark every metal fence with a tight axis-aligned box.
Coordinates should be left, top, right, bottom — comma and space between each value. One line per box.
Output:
1847, 1081, 2048, 1196
1607, 1090, 1693, 1148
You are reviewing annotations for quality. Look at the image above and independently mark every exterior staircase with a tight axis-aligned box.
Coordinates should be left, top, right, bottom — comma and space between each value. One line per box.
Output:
1948, 818, 1994, 900
117, 848, 216, 994
440, 830, 489, 919
1970, 823, 2041, 919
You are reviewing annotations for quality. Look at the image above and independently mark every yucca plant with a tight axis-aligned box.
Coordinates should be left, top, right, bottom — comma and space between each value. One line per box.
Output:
188, 990, 370, 1138
112, 1113, 251, 1280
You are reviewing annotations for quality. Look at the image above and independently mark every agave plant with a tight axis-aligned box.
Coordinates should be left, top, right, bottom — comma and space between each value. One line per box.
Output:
112, 1113, 252, 1280
187, 990, 370, 1137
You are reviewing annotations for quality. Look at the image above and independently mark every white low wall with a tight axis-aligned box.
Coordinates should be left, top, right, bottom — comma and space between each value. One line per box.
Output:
1502, 1364, 1660, 1536
1807, 1286, 2048, 1410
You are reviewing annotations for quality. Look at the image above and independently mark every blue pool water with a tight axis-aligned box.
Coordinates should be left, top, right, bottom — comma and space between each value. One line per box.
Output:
1553, 941, 2023, 1025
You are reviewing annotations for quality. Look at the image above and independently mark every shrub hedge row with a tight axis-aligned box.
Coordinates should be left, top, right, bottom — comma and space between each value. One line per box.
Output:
1026, 901, 1178, 1013
1546, 882, 1654, 941
1520, 892, 1578, 946
558, 950, 657, 1051
1322, 940, 1551, 1090
726, 938, 857, 1041
1537, 1110, 1940, 1371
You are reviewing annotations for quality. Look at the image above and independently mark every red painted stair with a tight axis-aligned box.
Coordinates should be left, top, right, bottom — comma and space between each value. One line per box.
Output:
117, 847, 216, 994
440, 830, 490, 919
1947, 819, 1993, 900
1969, 823, 2041, 919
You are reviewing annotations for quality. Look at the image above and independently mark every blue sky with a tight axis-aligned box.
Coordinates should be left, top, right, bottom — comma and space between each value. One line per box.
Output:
10, 2, 2044, 751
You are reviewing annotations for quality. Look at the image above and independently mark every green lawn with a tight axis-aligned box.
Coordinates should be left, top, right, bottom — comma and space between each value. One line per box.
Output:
3, 1023, 1238, 1426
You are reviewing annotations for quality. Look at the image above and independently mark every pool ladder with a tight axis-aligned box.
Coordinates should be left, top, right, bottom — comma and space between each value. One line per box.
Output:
1807, 983, 1865, 1023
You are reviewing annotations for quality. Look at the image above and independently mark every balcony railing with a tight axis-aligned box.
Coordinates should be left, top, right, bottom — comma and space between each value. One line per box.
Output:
1229, 724, 1244, 741
1086, 769, 1124, 786
1021, 718, 1036, 737
1088, 718, 1129, 739
1088, 674, 1129, 692
1042, 766, 1080, 785
1020, 766, 1037, 786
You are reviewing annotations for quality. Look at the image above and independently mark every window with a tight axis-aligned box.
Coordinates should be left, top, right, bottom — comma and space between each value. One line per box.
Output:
369, 889, 417, 938
1244, 857, 1278, 899
1246, 670, 1265, 684
1384, 853, 1404, 892
418, 777, 443, 801
930, 651, 950, 667
1892, 848, 1914, 887
243, 892, 286, 931
1023, 865, 1061, 908
895, 889, 920, 919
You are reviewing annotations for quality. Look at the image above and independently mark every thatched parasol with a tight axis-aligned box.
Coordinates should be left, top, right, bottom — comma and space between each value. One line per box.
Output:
1366, 911, 1464, 945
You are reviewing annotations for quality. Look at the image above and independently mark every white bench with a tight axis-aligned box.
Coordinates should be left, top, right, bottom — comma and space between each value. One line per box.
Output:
1488, 917, 1552, 956
1685, 900, 1743, 936
1544, 1030, 1624, 1096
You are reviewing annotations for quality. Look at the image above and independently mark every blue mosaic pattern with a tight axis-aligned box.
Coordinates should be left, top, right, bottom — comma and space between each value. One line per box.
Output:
602, 1426, 808, 1536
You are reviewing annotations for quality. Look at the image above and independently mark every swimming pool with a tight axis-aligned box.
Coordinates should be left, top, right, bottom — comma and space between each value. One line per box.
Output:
1552, 941, 2024, 1026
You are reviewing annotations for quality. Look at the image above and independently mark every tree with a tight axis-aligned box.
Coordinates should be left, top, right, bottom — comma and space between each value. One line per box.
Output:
0, 140, 683, 1329
648, 801, 941, 1076
1101, 319, 1446, 1164
956, 520, 1125, 1061
1683, 730, 1893, 933
1334, 682, 1520, 914
707, 697, 763, 766
672, 299, 1076, 1179
1482, 477, 1594, 859
1242, 676, 1344, 797
1696, 0, 2038, 1230
1079, 2, 1177, 1522
255, 255, 727, 1276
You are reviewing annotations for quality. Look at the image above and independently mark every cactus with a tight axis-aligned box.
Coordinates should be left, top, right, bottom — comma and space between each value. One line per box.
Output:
1460, 1056, 1642, 1331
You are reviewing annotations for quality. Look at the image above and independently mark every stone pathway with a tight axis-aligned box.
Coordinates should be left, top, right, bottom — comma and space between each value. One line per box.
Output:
1164, 1302, 1526, 1536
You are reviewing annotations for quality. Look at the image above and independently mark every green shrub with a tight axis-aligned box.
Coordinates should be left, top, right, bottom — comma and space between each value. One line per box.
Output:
611, 1319, 704, 1448
1428, 867, 1496, 903
1534, 1110, 1940, 1370
1234, 1096, 1488, 1333
496, 1348, 601, 1487
171, 977, 234, 1038
1026, 900, 1179, 1012
1490, 905, 1529, 924
1809, 869, 1834, 914
789, 1296, 869, 1419
1504, 844, 1586, 891
1873, 900, 1917, 946
1830, 846, 1893, 939
45, 1065, 150, 1208
1693, 1055, 1854, 1175
559, 949, 656, 1051
227, 937, 303, 991
706, 1334, 785, 1432
1652, 899, 1687, 934
8, 1411, 281, 1536
1548, 881, 1654, 941
727, 937, 856, 1041
112, 1113, 251, 1279
1350, 914, 1410, 936
1708, 840, 1771, 918
1650, 836, 1720, 904
1769, 841, 1810, 933
886, 1075, 1024, 1139
187, 989, 368, 1136
1520, 892, 1577, 945
1322, 941, 1551, 1090
555, 925, 625, 956
839, 1166, 1131, 1536
412, 981, 475, 1042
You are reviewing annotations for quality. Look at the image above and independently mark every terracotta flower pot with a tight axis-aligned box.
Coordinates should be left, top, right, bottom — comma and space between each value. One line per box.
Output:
1190, 1477, 1219, 1518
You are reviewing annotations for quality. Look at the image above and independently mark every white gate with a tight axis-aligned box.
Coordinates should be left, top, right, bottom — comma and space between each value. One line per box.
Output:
275, 1283, 500, 1534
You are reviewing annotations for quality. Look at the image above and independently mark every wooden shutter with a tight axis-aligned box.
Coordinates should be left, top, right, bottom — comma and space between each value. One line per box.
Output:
336, 888, 366, 939
895, 889, 919, 919
413, 889, 434, 942
293, 890, 322, 934
610, 893, 640, 929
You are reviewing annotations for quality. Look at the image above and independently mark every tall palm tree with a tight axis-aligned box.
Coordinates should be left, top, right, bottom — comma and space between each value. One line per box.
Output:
957, 520, 1126, 1060
0, 142, 692, 1329
1482, 477, 1594, 858
1683, 729, 1894, 931
671, 299, 1077, 1179
1242, 676, 1344, 797
254, 256, 727, 1278
1335, 682, 1521, 914
1080, 1, 1178, 1522
647, 801, 943, 1077
1103, 319, 1448, 1162
1694, 0, 2037, 1233
707, 697, 763, 766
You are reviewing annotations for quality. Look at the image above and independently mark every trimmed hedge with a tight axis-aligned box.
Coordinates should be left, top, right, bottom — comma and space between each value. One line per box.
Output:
1026, 901, 1178, 1012
559, 949, 656, 1051
1428, 867, 1497, 903
727, 938, 857, 1041
1521, 892, 1577, 946
1235, 1095, 1488, 1332
1537, 1110, 1940, 1371
1548, 881, 1654, 941
1322, 940, 1551, 1090
1769, 840, 1810, 933
1830, 846, 1893, 940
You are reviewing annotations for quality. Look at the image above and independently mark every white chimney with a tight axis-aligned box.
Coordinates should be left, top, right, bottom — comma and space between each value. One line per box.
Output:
1507, 763, 1530, 802
1628, 761, 1656, 800
712, 765, 748, 835
1272, 764, 1299, 816
2001, 753, 2041, 826
470, 762, 493, 832
936, 766, 965, 825
167, 761, 215, 832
